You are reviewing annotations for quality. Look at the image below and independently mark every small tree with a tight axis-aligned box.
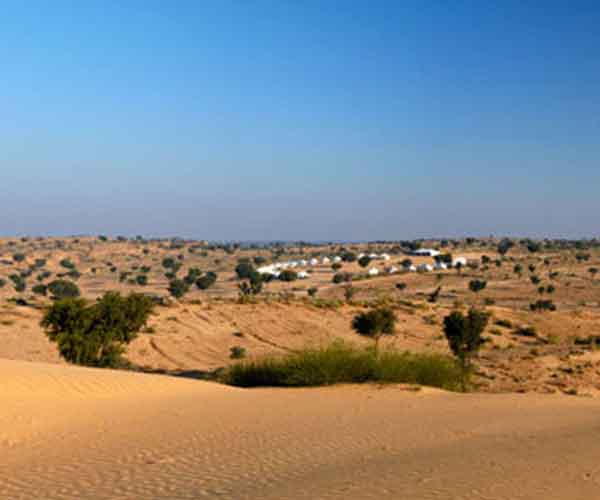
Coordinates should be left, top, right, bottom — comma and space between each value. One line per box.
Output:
351, 306, 396, 353
513, 263, 523, 277
32, 284, 47, 296
196, 271, 217, 290
443, 308, 490, 391
168, 279, 189, 299
343, 285, 356, 302
497, 238, 514, 255
235, 261, 256, 280
358, 256, 371, 268
12, 253, 26, 263
279, 269, 298, 282
468, 279, 487, 293
589, 267, 598, 280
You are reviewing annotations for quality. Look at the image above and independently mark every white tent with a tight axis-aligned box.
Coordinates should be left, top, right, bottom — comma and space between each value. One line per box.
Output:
380, 253, 391, 261
321, 257, 331, 264
417, 263, 433, 272
409, 265, 417, 272
332, 256, 342, 263
297, 271, 310, 279
386, 266, 398, 274
368, 267, 380, 276
434, 262, 447, 270
412, 248, 440, 257
257, 265, 275, 275
309, 258, 319, 266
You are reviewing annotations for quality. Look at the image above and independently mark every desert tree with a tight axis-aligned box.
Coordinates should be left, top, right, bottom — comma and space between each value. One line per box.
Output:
351, 306, 396, 354
443, 308, 490, 390
41, 292, 153, 368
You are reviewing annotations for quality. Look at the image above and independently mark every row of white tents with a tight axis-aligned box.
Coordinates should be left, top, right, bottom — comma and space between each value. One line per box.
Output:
367, 256, 468, 276
256, 253, 469, 281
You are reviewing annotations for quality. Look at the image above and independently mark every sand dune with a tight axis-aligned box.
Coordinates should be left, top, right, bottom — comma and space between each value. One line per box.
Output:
2, 359, 600, 499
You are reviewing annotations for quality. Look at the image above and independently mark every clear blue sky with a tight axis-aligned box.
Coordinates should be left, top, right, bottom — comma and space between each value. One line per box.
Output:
2, 1, 599, 240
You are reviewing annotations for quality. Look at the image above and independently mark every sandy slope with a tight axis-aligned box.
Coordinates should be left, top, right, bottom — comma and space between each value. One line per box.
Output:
2, 360, 600, 499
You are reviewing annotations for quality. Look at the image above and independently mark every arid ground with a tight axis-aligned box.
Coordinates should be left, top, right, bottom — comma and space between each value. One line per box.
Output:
2, 236, 600, 498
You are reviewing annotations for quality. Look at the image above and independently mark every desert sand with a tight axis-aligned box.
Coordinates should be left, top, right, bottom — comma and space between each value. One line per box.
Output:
2, 358, 600, 499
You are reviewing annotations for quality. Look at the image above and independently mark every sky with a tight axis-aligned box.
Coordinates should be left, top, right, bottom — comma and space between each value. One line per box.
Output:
1, 1, 599, 241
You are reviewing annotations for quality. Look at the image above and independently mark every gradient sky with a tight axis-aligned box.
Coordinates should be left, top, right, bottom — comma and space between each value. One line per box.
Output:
2, 1, 599, 241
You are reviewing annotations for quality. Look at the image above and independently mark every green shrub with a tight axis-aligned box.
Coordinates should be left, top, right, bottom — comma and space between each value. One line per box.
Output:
468, 279, 487, 293
235, 261, 256, 280
495, 319, 512, 328
514, 325, 537, 337
395, 282, 407, 291
59, 258, 76, 270
196, 271, 217, 290
223, 341, 462, 391
0, 278, 6, 288
168, 279, 189, 299
37, 270, 52, 281
332, 272, 352, 284
358, 256, 371, 268
530, 300, 556, 312
341, 252, 357, 262
184, 267, 202, 285
48, 279, 80, 300
32, 284, 48, 296
41, 292, 153, 367
136, 274, 148, 286
279, 269, 298, 282
9, 274, 26, 293
230, 346, 247, 359
12, 253, 26, 263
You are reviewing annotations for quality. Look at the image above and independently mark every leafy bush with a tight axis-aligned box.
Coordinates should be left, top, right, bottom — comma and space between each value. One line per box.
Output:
41, 292, 153, 367
32, 284, 47, 296
36, 270, 52, 282
530, 300, 556, 312
230, 346, 247, 359
223, 341, 462, 391
0, 278, 5, 288
332, 272, 352, 284
341, 252, 357, 262
34, 258, 47, 269
136, 275, 148, 286
168, 279, 189, 299
307, 287, 318, 297
514, 326, 537, 337
235, 261, 256, 280
12, 253, 26, 263
468, 279, 487, 293
196, 271, 217, 290
48, 279, 80, 300
358, 256, 372, 268
497, 238, 514, 255
279, 269, 298, 282
395, 282, 407, 291
9, 274, 26, 293
59, 258, 76, 270
184, 267, 202, 285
